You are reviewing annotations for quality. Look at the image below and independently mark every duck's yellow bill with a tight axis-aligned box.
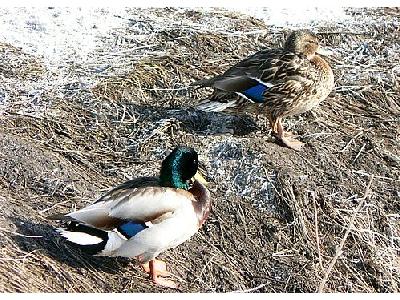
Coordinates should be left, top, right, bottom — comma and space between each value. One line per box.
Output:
193, 171, 208, 185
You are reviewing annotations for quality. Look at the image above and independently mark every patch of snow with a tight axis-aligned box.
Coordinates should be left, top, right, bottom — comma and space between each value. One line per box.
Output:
0, 7, 131, 71
232, 7, 350, 28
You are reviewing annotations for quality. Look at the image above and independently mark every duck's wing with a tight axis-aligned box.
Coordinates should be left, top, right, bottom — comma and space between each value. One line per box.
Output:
227, 53, 317, 105
48, 176, 160, 229
94, 176, 160, 204
193, 49, 284, 92
107, 187, 195, 222
50, 180, 196, 231
195, 49, 314, 106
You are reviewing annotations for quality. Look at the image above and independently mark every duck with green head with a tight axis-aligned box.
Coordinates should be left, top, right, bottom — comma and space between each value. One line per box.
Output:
193, 29, 335, 150
48, 146, 210, 289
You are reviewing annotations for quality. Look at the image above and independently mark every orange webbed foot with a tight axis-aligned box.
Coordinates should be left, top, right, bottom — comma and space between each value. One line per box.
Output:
152, 275, 179, 289
142, 259, 181, 289
283, 131, 294, 138
280, 136, 305, 151
272, 118, 304, 151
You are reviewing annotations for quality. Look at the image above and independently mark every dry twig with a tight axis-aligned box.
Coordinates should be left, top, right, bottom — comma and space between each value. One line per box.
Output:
317, 176, 374, 292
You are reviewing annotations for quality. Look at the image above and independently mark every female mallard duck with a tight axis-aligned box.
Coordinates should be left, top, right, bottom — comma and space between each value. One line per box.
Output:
48, 146, 210, 289
193, 29, 334, 150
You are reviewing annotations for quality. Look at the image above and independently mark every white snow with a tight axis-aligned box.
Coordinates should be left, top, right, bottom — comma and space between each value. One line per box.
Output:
233, 7, 350, 28
0, 7, 131, 71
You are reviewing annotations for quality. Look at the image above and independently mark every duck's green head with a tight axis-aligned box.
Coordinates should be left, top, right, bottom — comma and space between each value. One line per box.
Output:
159, 146, 199, 190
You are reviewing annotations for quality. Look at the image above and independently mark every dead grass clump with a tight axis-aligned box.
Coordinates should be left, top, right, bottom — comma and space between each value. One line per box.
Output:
0, 42, 45, 80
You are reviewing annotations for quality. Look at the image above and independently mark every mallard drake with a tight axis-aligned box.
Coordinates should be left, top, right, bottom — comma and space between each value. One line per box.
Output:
48, 146, 210, 289
193, 29, 334, 150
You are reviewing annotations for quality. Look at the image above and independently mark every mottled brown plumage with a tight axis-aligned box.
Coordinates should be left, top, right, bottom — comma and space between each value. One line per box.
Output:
193, 30, 335, 150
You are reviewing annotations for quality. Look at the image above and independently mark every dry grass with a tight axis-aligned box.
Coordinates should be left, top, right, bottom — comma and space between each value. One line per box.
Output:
0, 7, 399, 292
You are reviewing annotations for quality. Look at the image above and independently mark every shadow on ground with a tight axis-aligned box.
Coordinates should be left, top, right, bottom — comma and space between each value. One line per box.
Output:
10, 217, 131, 275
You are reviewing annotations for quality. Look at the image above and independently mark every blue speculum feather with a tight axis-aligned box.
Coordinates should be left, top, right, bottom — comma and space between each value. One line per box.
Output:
118, 221, 148, 238
242, 84, 267, 103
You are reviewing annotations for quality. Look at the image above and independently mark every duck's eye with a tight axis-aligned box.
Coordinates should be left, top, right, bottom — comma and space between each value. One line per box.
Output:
188, 157, 198, 171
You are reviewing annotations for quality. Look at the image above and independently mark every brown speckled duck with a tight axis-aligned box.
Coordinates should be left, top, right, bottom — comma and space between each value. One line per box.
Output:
48, 146, 210, 289
193, 30, 334, 151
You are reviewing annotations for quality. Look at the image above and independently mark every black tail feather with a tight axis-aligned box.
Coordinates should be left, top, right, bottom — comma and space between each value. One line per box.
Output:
190, 78, 215, 88
60, 221, 109, 256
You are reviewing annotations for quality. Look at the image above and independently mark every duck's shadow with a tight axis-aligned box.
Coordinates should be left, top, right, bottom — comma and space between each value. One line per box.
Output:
123, 103, 259, 136
10, 217, 131, 274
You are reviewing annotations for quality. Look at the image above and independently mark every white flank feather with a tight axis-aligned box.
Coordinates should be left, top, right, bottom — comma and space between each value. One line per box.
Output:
57, 228, 103, 245
196, 100, 238, 112
114, 206, 198, 260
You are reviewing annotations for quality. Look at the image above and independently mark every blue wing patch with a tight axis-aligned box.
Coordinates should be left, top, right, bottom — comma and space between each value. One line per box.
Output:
118, 221, 148, 238
242, 84, 267, 103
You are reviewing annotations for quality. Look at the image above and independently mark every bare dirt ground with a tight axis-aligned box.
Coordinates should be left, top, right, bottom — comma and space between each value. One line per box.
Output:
0, 7, 399, 293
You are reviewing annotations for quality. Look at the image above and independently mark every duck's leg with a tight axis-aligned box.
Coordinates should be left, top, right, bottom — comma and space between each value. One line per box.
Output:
268, 115, 279, 135
142, 259, 179, 289
275, 117, 304, 151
